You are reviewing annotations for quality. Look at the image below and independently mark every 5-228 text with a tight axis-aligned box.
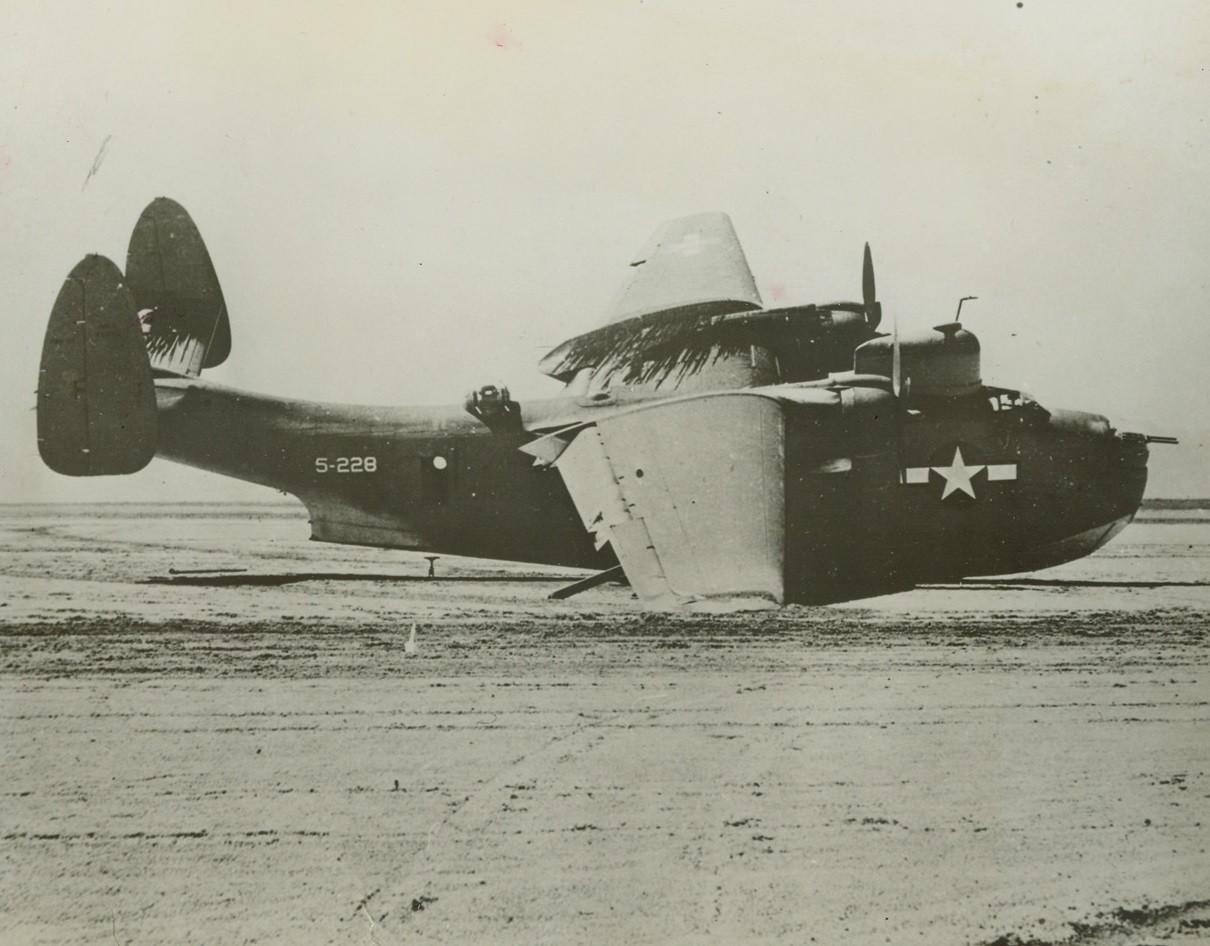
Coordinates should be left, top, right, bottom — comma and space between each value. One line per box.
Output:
314, 457, 377, 473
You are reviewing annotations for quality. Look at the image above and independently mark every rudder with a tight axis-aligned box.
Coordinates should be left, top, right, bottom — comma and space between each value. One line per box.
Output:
37, 255, 157, 476
126, 197, 231, 377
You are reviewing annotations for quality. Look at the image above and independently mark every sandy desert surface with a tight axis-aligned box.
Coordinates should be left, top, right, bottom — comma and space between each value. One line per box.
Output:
1, 502, 1208, 945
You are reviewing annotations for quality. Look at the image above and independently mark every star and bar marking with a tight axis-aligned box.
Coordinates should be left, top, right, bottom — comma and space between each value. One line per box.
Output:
666, 232, 719, 257
903, 445, 1017, 501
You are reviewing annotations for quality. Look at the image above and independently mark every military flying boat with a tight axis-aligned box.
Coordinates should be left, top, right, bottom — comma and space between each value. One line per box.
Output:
36, 199, 1174, 610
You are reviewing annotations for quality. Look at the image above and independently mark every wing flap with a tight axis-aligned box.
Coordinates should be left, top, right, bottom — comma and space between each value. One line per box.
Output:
554, 426, 634, 551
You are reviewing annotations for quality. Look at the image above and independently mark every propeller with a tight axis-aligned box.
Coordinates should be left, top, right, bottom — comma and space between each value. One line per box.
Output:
875, 243, 905, 486
891, 305, 902, 398
863, 244, 901, 395
862, 243, 881, 330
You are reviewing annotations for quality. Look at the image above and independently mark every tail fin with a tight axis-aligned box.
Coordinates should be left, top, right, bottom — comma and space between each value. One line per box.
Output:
37, 255, 157, 475
36, 198, 228, 476
125, 197, 230, 377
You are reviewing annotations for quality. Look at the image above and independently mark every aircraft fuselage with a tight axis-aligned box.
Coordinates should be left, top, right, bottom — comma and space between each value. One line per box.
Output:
152, 375, 1147, 604
38, 199, 1157, 610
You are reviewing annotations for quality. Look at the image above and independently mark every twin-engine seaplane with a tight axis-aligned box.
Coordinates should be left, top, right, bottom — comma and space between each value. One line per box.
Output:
36, 199, 1174, 610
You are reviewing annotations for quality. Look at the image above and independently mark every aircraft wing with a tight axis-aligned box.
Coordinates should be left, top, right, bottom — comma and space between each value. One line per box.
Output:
539, 213, 764, 382
603, 212, 763, 325
522, 388, 851, 611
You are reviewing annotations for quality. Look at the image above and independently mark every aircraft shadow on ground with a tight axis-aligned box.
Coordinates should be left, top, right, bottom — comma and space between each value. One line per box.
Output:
144, 572, 573, 587
935, 578, 1210, 589
143, 574, 1210, 590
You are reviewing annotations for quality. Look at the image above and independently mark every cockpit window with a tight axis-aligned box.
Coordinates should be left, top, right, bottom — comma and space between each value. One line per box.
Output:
988, 390, 1025, 412
986, 387, 1050, 420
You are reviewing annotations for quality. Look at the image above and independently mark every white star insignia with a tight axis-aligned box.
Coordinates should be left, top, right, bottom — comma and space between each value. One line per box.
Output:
903, 448, 1016, 498
666, 232, 718, 257
931, 446, 985, 500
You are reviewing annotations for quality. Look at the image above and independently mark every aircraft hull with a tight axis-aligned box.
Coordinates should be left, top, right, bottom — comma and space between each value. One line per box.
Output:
151, 377, 1147, 606
153, 379, 612, 570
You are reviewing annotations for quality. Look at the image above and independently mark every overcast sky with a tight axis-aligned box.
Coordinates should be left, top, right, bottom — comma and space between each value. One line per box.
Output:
2, 0, 1208, 501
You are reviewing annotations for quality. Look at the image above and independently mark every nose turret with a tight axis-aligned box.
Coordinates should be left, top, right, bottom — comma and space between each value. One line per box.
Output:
1022, 407, 1149, 566
1113, 430, 1154, 471
1045, 408, 1148, 512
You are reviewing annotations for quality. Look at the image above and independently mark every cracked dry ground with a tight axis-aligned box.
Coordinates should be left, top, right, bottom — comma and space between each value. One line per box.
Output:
1, 504, 1208, 945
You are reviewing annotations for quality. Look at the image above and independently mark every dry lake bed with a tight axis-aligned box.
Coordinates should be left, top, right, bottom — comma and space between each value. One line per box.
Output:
1, 502, 1208, 945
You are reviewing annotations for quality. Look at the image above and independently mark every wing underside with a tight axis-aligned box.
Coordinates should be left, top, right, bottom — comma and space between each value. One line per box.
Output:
526, 393, 792, 611
523, 385, 897, 610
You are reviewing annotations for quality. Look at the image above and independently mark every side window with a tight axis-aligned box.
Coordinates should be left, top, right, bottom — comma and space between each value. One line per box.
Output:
419, 453, 452, 503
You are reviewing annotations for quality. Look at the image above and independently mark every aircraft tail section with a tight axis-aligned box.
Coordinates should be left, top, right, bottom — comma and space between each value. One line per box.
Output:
36, 197, 232, 476
126, 197, 231, 377
37, 255, 158, 475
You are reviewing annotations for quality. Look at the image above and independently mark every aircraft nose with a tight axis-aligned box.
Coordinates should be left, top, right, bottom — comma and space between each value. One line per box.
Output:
1049, 408, 1150, 470
1112, 430, 1151, 471
1045, 408, 1148, 520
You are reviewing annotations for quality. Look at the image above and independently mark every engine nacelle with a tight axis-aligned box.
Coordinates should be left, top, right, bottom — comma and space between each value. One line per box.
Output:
853, 322, 981, 398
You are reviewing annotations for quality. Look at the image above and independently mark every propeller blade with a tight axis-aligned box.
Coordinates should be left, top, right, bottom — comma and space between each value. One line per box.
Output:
862, 243, 882, 329
862, 244, 875, 306
891, 306, 902, 399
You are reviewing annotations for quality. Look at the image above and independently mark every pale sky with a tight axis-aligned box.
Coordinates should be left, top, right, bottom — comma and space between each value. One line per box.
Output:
3, 0, 1208, 501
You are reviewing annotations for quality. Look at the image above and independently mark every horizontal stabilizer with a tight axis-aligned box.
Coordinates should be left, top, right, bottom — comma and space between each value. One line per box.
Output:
126, 197, 230, 376
37, 255, 157, 475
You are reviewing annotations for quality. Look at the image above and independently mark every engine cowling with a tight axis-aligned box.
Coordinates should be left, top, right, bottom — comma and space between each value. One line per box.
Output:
853, 322, 981, 398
